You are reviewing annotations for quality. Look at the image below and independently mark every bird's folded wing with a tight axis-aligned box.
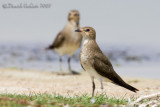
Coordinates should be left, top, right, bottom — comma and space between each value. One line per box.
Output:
92, 56, 125, 85
48, 32, 65, 49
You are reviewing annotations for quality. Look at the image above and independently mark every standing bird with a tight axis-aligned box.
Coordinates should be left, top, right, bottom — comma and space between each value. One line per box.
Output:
75, 27, 139, 96
46, 10, 82, 74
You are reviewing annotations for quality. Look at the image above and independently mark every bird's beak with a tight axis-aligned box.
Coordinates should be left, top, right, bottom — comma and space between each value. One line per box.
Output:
75, 29, 82, 32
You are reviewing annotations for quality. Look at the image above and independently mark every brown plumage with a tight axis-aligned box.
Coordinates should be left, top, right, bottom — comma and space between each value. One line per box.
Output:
75, 27, 138, 96
46, 10, 82, 74
47, 32, 65, 49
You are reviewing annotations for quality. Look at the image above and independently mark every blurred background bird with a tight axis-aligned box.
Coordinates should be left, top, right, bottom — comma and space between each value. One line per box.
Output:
46, 10, 82, 74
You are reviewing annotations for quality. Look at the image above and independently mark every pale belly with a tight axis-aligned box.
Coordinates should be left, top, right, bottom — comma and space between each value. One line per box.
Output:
55, 44, 80, 56
82, 64, 112, 82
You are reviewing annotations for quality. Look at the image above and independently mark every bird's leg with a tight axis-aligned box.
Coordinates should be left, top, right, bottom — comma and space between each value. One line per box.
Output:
67, 56, 79, 75
59, 56, 63, 72
68, 57, 72, 73
99, 79, 104, 94
91, 77, 95, 97
100, 79, 104, 90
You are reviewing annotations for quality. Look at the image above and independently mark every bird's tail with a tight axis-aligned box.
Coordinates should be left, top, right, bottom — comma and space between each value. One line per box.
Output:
108, 75, 139, 93
121, 82, 139, 92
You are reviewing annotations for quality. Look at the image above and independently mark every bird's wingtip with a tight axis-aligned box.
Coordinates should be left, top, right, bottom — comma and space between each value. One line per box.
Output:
45, 45, 54, 50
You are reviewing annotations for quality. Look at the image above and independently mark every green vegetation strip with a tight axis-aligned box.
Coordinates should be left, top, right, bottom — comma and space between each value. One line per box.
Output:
0, 93, 127, 107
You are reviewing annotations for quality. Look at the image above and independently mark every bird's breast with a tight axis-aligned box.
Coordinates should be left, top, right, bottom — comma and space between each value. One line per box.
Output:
81, 45, 89, 61
80, 41, 94, 69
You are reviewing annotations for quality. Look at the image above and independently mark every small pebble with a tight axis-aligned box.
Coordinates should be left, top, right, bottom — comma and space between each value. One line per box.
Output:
64, 104, 70, 107
90, 98, 96, 104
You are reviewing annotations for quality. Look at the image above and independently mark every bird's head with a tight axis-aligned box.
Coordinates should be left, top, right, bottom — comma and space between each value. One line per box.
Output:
75, 27, 96, 40
68, 10, 80, 24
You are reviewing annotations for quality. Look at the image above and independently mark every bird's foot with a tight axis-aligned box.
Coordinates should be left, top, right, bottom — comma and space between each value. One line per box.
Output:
70, 70, 80, 75
57, 70, 80, 75
57, 72, 68, 75
101, 86, 104, 90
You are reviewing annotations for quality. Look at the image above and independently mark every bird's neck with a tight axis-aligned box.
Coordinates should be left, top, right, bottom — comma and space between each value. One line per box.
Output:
83, 38, 96, 46
64, 21, 79, 32
68, 20, 79, 27
83, 38, 89, 45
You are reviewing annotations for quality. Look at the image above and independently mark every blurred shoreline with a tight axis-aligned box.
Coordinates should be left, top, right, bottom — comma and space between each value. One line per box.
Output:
0, 42, 160, 79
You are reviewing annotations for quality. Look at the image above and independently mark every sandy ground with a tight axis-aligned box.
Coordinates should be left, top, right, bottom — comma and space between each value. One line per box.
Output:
0, 68, 159, 99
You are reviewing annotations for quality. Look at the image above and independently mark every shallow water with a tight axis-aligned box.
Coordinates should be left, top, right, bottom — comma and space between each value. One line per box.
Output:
0, 42, 159, 79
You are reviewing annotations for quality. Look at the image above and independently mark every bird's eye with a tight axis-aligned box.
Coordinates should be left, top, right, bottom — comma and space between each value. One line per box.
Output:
86, 29, 90, 32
